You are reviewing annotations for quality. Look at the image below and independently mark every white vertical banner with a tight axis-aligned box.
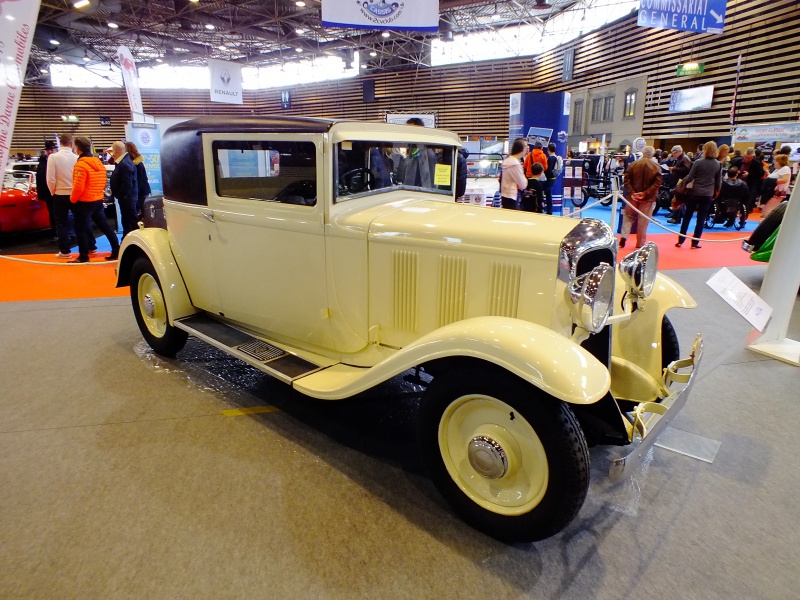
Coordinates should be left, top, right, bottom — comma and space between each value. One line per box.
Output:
208, 59, 243, 105
0, 0, 40, 168
116, 46, 144, 120
322, 0, 438, 31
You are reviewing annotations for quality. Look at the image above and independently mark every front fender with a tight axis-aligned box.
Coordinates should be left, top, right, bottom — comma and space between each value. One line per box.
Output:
612, 272, 697, 382
115, 228, 197, 323
294, 316, 610, 404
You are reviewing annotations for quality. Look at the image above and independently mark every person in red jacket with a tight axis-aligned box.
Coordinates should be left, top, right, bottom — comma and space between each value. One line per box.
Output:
70, 137, 120, 263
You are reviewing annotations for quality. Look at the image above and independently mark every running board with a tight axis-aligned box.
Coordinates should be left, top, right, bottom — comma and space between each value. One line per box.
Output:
174, 314, 325, 384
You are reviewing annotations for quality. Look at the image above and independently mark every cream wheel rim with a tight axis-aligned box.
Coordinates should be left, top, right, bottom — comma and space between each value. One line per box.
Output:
138, 273, 167, 338
439, 394, 549, 516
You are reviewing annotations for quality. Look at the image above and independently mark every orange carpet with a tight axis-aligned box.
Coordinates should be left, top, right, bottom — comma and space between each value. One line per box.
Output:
618, 230, 755, 270
0, 254, 128, 302
1, 228, 756, 303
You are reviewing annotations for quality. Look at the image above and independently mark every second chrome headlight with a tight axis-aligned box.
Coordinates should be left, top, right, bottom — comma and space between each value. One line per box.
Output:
619, 242, 659, 297
569, 263, 614, 333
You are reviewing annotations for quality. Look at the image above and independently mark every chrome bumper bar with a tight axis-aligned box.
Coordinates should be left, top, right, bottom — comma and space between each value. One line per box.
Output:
609, 334, 704, 480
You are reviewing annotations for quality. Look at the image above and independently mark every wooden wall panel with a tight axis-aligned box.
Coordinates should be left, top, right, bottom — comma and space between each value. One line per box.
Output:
11, 0, 799, 152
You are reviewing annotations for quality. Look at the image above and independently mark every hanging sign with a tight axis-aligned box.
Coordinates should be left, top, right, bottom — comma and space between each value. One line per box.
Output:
208, 59, 243, 105
676, 62, 705, 76
117, 46, 144, 120
0, 0, 41, 170
733, 123, 800, 143
322, 0, 438, 31
638, 0, 727, 35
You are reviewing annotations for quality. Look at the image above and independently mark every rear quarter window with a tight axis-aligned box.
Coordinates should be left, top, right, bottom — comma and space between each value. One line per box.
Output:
212, 140, 317, 206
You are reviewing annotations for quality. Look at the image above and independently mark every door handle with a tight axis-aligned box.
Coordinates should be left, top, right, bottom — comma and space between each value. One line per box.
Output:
201, 210, 215, 222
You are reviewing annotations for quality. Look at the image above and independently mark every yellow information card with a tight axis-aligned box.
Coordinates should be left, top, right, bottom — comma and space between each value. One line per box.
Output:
434, 164, 452, 186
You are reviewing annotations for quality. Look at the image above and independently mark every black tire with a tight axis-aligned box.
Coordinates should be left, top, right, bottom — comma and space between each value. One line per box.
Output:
600, 195, 613, 207
571, 188, 588, 208
733, 203, 747, 230
746, 201, 787, 251
130, 256, 188, 357
419, 366, 590, 542
661, 316, 680, 370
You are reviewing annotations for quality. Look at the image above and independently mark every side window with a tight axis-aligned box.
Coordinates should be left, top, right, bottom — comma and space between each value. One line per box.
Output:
212, 140, 316, 206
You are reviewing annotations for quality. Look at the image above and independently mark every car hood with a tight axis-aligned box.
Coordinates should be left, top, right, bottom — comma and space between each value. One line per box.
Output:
341, 196, 580, 256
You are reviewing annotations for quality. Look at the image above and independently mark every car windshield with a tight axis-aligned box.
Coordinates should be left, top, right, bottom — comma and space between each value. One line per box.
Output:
334, 140, 456, 201
466, 154, 503, 178
3, 171, 33, 191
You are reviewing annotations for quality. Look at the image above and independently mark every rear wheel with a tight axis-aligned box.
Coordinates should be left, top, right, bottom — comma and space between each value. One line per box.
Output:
419, 366, 590, 542
733, 203, 748, 230
130, 256, 188, 357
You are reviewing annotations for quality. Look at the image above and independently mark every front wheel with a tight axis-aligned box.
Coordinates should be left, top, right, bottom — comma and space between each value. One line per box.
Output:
130, 256, 188, 357
419, 366, 590, 542
571, 187, 588, 208
733, 203, 748, 230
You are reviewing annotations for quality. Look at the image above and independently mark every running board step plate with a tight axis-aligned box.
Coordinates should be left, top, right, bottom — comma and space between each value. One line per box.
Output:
175, 314, 323, 383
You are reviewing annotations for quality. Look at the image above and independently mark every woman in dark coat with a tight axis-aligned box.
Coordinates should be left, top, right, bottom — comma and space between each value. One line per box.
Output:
675, 141, 721, 249
125, 141, 152, 218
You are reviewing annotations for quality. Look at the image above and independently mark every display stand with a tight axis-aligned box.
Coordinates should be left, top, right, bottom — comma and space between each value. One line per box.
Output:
562, 159, 584, 211
747, 183, 800, 365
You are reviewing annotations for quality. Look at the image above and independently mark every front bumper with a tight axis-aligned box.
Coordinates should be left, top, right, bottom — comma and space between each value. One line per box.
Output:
609, 334, 704, 480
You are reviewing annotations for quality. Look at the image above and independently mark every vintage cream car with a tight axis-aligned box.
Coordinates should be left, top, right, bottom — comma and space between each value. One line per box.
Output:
116, 116, 702, 542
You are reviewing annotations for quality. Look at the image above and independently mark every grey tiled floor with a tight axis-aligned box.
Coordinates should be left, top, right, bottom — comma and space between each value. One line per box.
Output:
1, 266, 798, 600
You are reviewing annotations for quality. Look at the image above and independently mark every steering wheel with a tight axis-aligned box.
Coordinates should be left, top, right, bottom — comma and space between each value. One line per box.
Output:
338, 168, 373, 195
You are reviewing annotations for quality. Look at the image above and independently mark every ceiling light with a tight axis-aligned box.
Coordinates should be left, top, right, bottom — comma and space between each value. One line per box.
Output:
218, 45, 226, 51
205, 23, 215, 30
369, 51, 377, 57
50, 39, 60, 45
42, 69, 49, 74
381, 31, 390, 38
83, 51, 90, 62
156, 57, 163, 63
73, 0, 90, 8
108, 22, 118, 28
532, 0, 553, 9
5, 15, 15, 21
189, 0, 199, 2
360, 63, 367, 69
295, 47, 303, 52
296, 1, 306, 6
295, 28, 306, 35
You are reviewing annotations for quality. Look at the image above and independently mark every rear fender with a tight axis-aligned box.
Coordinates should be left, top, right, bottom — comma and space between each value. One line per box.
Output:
294, 316, 610, 404
115, 228, 197, 323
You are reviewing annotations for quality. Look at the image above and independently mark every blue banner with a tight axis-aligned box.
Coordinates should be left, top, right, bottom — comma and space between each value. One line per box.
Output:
322, 0, 438, 31
638, 0, 727, 35
125, 122, 163, 195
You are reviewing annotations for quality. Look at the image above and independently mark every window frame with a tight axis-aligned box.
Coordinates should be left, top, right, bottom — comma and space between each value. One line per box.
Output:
623, 89, 637, 119
572, 99, 584, 134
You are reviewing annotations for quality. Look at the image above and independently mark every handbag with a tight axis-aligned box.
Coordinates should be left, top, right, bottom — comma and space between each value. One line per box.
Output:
675, 178, 694, 195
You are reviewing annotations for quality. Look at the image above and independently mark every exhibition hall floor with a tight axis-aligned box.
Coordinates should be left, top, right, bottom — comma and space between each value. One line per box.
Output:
1, 218, 798, 599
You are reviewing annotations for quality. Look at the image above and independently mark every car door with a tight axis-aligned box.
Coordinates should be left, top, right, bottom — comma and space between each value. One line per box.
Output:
202, 133, 334, 350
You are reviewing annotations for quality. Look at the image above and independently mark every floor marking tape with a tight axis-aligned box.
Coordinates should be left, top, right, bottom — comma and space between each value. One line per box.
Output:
221, 406, 279, 416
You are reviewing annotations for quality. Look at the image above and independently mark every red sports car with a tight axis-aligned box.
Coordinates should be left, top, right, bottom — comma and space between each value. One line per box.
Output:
1, 170, 51, 233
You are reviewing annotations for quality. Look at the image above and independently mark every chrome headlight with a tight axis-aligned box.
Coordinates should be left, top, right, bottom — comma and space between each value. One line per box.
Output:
569, 263, 614, 333
618, 242, 658, 297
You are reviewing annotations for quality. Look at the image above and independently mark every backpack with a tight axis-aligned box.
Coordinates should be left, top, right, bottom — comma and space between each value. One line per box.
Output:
552, 155, 563, 178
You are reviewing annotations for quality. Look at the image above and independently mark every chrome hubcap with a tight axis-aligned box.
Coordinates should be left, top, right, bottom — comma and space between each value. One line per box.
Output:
143, 293, 156, 318
468, 435, 508, 479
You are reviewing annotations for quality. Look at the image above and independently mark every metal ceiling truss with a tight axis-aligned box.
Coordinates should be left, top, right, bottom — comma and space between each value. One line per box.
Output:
29, 0, 580, 83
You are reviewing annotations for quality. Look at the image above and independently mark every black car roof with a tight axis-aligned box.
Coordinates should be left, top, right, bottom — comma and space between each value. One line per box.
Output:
162, 116, 339, 206
166, 115, 338, 136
